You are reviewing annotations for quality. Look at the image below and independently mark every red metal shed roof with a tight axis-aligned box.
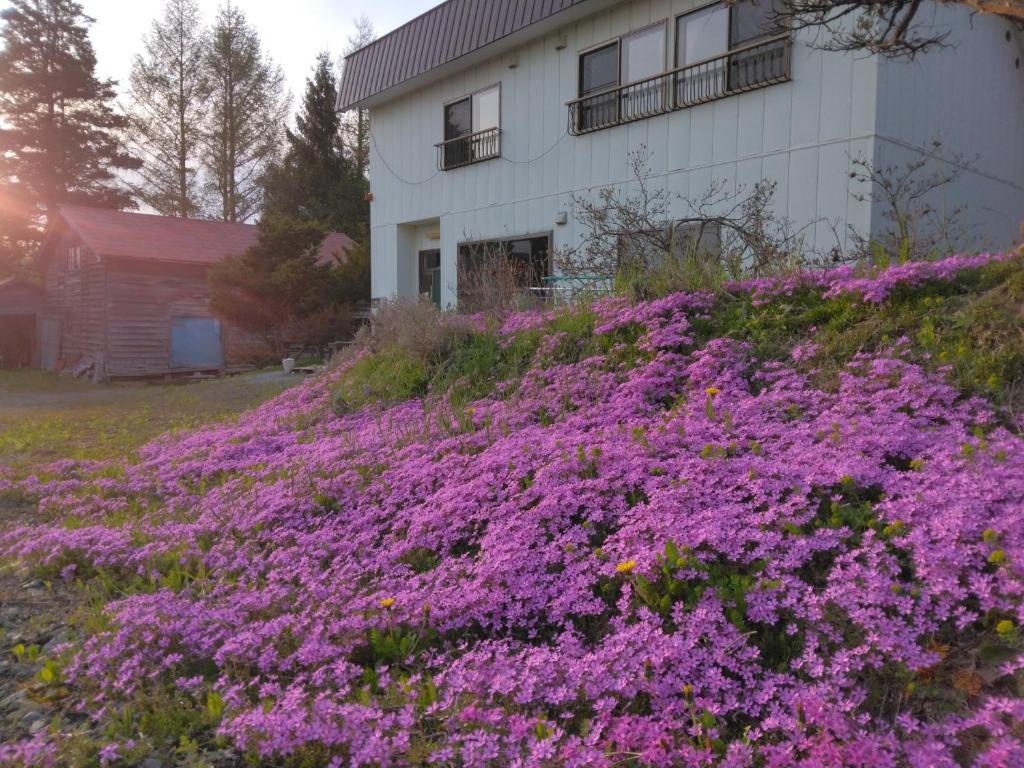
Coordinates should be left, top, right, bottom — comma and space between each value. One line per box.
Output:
57, 205, 354, 266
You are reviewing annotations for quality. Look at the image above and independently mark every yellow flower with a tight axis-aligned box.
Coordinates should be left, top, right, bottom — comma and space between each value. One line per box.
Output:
988, 549, 1007, 566
615, 559, 636, 575
996, 620, 1016, 636
704, 387, 720, 396
380, 597, 396, 609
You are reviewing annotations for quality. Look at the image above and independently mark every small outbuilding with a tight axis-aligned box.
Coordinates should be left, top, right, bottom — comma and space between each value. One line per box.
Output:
0, 276, 45, 369
36, 205, 352, 379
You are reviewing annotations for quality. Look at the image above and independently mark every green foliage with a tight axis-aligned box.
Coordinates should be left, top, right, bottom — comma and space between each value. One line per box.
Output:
429, 329, 539, 408
0, 0, 141, 224
332, 346, 429, 413
628, 541, 804, 672
209, 214, 354, 356
397, 547, 441, 574
352, 619, 439, 672
333, 230, 371, 307
262, 51, 369, 236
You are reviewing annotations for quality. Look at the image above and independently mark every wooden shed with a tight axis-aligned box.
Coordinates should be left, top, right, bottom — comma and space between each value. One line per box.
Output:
0, 276, 45, 368
37, 205, 353, 379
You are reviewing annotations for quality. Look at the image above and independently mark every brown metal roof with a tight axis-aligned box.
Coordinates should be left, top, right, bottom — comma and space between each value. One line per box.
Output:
338, 0, 592, 110
55, 206, 353, 267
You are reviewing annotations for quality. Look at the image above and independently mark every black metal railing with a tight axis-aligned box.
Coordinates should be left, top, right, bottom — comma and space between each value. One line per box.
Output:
569, 34, 791, 136
435, 127, 502, 170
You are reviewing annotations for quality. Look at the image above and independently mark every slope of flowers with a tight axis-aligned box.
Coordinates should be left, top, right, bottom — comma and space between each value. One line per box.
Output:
3, 254, 1024, 767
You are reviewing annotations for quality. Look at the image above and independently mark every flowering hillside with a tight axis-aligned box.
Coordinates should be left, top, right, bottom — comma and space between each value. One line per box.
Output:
3, 254, 1024, 767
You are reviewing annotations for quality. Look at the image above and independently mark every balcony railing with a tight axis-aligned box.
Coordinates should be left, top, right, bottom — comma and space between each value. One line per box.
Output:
435, 127, 502, 171
568, 34, 791, 136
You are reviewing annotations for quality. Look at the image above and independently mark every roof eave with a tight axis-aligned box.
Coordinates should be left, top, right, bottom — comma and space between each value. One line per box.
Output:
337, 0, 616, 113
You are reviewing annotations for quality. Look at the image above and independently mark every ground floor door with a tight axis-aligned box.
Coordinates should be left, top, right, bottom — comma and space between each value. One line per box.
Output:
0, 315, 36, 368
40, 317, 60, 369
419, 250, 442, 308
170, 317, 224, 370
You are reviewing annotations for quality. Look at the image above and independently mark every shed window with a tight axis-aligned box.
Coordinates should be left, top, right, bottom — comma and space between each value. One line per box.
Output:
67, 246, 82, 271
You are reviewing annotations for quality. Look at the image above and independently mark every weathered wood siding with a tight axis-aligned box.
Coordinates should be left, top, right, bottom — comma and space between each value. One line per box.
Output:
0, 281, 45, 368
43, 233, 106, 370
104, 258, 218, 377
0, 283, 44, 315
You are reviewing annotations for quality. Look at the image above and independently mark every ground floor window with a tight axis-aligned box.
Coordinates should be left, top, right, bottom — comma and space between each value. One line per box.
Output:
456, 234, 551, 311
617, 220, 723, 273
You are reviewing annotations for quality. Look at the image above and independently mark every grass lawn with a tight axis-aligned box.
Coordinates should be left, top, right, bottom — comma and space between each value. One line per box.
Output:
0, 369, 302, 475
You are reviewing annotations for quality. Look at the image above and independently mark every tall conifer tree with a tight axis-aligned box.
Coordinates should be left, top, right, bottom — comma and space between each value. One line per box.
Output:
262, 52, 367, 235
0, 0, 139, 230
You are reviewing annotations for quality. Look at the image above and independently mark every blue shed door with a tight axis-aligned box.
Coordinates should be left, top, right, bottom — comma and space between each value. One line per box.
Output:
170, 317, 224, 370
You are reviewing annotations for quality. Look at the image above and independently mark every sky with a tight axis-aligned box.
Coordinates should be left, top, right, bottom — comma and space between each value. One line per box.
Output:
4, 0, 439, 111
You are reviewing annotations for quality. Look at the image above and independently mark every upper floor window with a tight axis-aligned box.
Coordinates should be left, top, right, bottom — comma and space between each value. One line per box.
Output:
578, 23, 668, 130
570, 0, 790, 135
731, 0, 784, 47
437, 84, 501, 170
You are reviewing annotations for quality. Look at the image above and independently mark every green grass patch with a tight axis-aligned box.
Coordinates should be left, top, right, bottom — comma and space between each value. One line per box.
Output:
331, 346, 431, 412
0, 370, 299, 475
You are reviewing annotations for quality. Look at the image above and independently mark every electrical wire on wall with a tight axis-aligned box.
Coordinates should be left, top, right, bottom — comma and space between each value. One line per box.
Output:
368, 130, 442, 186
369, 125, 572, 185
500, 128, 570, 165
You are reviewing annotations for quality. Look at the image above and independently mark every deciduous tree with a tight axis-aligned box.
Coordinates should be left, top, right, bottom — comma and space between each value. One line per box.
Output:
203, 2, 288, 222
126, 0, 209, 217
341, 15, 375, 179
773, 0, 1024, 58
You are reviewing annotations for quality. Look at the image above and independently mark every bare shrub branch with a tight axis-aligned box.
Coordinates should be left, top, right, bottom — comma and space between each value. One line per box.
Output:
848, 140, 977, 261
555, 145, 822, 298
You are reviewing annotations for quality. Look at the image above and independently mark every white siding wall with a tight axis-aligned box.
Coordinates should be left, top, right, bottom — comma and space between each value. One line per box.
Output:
873, 5, 1024, 250
367, 0, 888, 305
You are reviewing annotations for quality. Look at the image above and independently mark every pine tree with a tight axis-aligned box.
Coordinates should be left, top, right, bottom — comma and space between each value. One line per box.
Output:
0, 185, 35, 278
262, 52, 367, 235
126, 0, 209, 218
208, 215, 352, 357
0, 0, 140, 229
203, 2, 288, 222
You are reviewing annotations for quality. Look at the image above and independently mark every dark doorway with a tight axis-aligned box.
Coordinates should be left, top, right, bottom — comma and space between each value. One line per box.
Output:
0, 315, 36, 369
419, 250, 441, 308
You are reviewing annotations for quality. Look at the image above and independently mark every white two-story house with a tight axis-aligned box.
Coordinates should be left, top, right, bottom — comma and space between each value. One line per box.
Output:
338, 0, 1024, 309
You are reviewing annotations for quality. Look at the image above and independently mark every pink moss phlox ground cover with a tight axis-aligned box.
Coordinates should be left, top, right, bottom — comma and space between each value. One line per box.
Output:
733, 252, 1017, 305
2, 254, 1023, 767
